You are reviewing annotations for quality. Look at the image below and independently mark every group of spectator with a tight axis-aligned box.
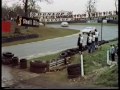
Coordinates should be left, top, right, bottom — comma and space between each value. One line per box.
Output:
77, 29, 99, 54
77, 29, 118, 62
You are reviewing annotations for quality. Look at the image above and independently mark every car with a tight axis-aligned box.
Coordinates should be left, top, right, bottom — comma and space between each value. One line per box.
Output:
39, 23, 44, 26
61, 22, 69, 27
81, 27, 96, 34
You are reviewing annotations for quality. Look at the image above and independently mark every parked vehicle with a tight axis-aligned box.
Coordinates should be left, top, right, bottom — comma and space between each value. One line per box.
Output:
81, 27, 96, 34
39, 23, 44, 26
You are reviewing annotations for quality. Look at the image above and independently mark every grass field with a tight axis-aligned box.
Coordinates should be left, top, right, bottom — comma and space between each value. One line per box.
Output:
2, 26, 79, 46
30, 40, 118, 87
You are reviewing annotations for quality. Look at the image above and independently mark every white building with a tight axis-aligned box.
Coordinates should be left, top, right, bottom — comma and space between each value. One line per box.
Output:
38, 11, 73, 23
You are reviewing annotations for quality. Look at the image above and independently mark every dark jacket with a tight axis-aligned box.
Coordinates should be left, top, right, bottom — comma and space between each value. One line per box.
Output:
77, 37, 80, 46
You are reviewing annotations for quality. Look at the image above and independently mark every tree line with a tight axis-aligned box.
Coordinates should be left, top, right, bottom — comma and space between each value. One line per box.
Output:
2, 0, 50, 20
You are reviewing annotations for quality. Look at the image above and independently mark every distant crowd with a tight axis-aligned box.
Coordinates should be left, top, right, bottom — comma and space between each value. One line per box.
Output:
77, 29, 99, 54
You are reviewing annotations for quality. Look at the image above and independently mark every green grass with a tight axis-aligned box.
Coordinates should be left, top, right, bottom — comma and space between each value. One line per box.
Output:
2, 26, 79, 46
30, 52, 61, 62
83, 41, 117, 75
95, 65, 118, 87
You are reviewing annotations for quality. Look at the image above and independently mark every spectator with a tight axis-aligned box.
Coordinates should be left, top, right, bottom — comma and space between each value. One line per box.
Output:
95, 29, 99, 49
115, 44, 118, 56
11, 17, 13, 21
117, 46, 118, 56
109, 44, 116, 61
16, 15, 20, 24
92, 32, 96, 52
77, 34, 84, 54
88, 31, 92, 36
87, 33, 92, 53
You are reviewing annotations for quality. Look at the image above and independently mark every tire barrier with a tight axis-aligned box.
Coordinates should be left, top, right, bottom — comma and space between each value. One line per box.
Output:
67, 64, 81, 78
59, 52, 68, 58
2, 52, 14, 65
98, 40, 109, 46
66, 49, 76, 56
2, 52, 14, 58
12, 57, 19, 66
30, 61, 48, 73
20, 59, 27, 69
59, 48, 79, 58
60, 40, 109, 56
2, 34, 39, 43
2, 57, 12, 65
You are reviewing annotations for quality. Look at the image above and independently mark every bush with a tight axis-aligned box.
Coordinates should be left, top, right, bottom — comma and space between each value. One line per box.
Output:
2, 34, 39, 43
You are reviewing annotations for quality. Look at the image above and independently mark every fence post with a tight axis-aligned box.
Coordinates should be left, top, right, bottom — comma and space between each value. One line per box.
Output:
107, 50, 109, 65
80, 54, 84, 77
107, 50, 110, 65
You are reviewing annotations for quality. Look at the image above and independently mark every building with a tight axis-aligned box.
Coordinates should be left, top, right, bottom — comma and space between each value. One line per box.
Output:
30, 10, 118, 23
38, 11, 73, 23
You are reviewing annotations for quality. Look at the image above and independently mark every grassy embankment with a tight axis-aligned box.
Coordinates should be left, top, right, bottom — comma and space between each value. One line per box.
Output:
30, 40, 118, 87
2, 26, 79, 46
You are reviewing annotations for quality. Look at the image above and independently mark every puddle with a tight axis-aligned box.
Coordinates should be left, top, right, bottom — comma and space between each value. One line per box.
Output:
2, 65, 39, 87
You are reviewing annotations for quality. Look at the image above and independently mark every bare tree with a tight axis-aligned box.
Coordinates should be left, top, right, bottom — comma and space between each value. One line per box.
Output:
114, 0, 118, 14
86, 0, 96, 20
22, 0, 53, 17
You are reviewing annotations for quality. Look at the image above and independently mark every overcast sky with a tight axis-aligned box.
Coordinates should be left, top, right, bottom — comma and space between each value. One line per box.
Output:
2, 0, 117, 14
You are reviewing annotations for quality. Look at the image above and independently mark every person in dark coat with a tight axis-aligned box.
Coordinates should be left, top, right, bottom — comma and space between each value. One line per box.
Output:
91, 32, 96, 52
77, 34, 84, 54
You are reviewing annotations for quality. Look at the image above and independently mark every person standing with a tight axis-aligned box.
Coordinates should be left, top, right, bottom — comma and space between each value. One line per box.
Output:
77, 34, 84, 54
87, 33, 92, 53
115, 44, 118, 56
95, 29, 99, 49
109, 45, 116, 61
88, 31, 92, 36
92, 32, 96, 52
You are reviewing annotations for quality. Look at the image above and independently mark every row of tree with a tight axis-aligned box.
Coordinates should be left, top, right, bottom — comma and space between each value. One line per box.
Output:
2, 4, 40, 20
86, 0, 118, 20
2, 0, 50, 20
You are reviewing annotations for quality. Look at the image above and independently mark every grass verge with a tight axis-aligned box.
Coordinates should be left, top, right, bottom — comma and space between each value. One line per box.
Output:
95, 65, 118, 87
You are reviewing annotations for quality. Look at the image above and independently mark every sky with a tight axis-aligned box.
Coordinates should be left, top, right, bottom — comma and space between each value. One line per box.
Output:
2, 0, 117, 14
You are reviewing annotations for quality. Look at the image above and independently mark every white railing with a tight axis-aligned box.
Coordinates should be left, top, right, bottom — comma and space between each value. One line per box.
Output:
49, 57, 71, 70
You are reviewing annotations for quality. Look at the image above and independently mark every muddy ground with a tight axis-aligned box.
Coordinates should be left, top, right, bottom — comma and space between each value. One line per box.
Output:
2, 64, 118, 89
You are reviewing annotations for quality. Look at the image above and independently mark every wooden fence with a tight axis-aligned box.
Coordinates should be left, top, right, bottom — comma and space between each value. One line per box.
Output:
48, 57, 71, 71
